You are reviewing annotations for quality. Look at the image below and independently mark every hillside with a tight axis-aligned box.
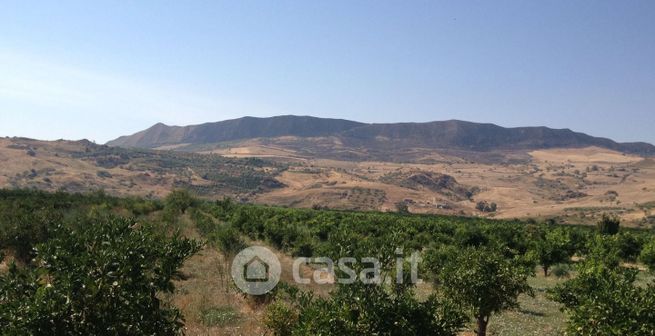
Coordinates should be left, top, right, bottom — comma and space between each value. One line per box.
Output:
0, 137, 286, 200
107, 116, 655, 157
6, 119, 655, 226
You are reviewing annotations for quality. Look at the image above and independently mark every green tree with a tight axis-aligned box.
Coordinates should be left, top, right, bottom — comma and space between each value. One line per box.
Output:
597, 213, 621, 235
531, 228, 574, 276
0, 216, 201, 335
164, 189, 195, 215
162, 189, 196, 224
210, 225, 246, 257
549, 252, 655, 335
438, 247, 533, 336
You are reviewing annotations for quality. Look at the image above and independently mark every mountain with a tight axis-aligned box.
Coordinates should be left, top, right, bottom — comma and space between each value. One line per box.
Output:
107, 115, 655, 156
108, 115, 365, 148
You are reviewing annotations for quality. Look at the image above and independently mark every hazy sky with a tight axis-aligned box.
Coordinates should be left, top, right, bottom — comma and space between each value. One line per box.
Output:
1, 1, 654, 144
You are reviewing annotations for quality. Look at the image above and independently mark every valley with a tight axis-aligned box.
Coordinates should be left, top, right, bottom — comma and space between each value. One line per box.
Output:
3, 134, 655, 228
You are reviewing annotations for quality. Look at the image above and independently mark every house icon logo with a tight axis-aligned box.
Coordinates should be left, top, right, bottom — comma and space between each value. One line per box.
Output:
244, 255, 269, 282
231, 246, 281, 295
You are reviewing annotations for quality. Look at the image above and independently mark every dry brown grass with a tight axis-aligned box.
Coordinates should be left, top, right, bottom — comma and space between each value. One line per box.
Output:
254, 147, 655, 227
2, 137, 654, 227
171, 244, 268, 336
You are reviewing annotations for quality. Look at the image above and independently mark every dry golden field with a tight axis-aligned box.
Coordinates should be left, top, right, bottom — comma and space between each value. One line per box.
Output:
2, 136, 655, 227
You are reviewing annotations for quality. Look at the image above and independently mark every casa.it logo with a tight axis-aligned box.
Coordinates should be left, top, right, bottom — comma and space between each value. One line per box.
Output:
231, 246, 281, 295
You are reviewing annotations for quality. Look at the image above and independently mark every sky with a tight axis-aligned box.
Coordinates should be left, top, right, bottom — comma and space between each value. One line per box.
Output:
1, 1, 654, 144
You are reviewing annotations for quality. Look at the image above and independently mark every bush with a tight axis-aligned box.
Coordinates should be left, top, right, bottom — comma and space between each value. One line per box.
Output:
96, 170, 112, 178
0, 216, 201, 335
476, 201, 497, 213
640, 240, 655, 271
264, 301, 298, 336
209, 225, 246, 257
395, 201, 410, 214
269, 283, 466, 336
161, 189, 197, 225
551, 264, 571, 279
164, 189, 195, 215
549, 255, 655, 335
615, 232, 644, 262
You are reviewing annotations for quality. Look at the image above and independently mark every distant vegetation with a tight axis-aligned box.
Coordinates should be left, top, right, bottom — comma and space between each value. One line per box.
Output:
4, 138, 288, 198
73, 144, 287, 195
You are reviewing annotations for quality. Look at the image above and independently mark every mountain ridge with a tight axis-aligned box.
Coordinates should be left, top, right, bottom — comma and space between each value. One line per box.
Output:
106, 115, 655, 156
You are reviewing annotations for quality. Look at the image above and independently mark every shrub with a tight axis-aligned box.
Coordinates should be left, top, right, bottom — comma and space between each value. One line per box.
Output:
0, 216, 201, 335
640, 240, 655, 271
209, 225, 246, 258
395, 201, 410, 214
269, 283, 466, 336
264, 301, 298, 336
164, 189, 195, 215
476, 201, 497, 213
96, 170, 112, 178
615, 232, 644, 262
551, 264, 571, 279
549, 255, 655, 335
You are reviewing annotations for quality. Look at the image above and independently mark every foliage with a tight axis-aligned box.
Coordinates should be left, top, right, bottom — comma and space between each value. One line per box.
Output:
438, 247, 533, 336
4, 189, 655, 335
72, 144, 287, 194
614, 231, 645, 262
584, 234, 622, 268
208, 225, 246, 258
549, 249, 655, 335
268, 283, 467, 336
476, 201, 497, 213
0, 189, 138, 262
597, 213, 621, 235
264, 301, 299, 336
395, 201, 410, 214
640, 239, 655, 271
551, 264, 571, 279
530, 227, 574, 276
0, 215, 201, 335
164, 189, 196, 216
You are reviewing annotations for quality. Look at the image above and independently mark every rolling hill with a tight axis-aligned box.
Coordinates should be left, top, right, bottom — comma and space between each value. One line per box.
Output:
4, 116, 655, 227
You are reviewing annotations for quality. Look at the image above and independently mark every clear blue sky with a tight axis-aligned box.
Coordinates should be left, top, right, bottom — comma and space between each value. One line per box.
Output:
1, 1, 654, 144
